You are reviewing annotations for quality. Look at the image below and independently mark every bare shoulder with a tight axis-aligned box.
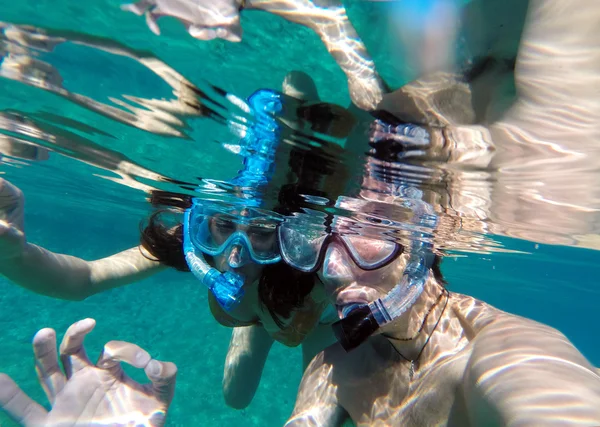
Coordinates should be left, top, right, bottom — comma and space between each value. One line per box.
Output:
448, 291, 582, 353
457, 295, 600, 425
447, 291, 507, 335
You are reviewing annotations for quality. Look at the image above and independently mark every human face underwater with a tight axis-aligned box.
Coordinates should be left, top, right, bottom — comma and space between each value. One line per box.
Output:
183, 200, 281, 310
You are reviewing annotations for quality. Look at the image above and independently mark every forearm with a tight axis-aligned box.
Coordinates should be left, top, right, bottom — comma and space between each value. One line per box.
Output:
464, 318, 600, 426
222, 325, 274, 409
273, 295, 327, 347
0, 244, 165, 300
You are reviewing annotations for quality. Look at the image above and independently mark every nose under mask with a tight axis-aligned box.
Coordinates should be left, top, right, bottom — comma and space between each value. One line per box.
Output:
227, 242, 251, 269
322, 245, 355, 284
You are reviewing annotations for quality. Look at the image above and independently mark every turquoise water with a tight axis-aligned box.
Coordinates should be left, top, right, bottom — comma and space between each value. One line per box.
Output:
1, 1, 599, 426
2, 171, 599, 426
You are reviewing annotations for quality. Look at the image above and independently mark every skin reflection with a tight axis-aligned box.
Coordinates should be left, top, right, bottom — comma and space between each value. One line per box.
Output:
374, 0, 600, 250
0, 22, 228, 137
121, 0, 386, 110
286, 186, 600, 426
0, 110, 175, 193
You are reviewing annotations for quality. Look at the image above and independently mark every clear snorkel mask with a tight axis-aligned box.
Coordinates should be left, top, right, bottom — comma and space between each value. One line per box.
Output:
329, 121, 439, 351
276, 119, 439, 351
331, 196, 438, 351
278, 197, 436, 352
183, 89, 283, 311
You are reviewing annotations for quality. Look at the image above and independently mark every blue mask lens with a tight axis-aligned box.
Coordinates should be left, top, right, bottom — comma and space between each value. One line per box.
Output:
188, 201, 281, 265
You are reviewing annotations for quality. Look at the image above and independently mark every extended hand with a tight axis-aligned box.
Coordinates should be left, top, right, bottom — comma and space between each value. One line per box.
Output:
122, 0, 243, 42
0, 318, 177, 427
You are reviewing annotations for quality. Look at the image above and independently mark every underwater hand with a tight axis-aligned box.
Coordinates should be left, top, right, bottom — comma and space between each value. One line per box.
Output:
0, 178, 25, 261
0, 318, 177, 427
121, 0, 244, 42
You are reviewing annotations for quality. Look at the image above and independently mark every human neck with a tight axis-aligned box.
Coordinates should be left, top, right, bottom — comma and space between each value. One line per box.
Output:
382, 278, 449, 361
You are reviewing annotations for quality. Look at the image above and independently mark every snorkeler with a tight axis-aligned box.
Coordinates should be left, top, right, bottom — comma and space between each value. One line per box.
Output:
120, 0, 386, 111
282, 135, 600, 427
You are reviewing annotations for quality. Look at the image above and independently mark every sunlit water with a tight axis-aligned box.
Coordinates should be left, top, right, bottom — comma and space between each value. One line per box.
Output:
1, 1, 599, 426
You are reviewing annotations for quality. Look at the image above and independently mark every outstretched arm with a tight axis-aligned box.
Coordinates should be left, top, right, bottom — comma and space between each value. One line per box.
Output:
463, 315, 600, 426
0, 178, 165, 300
0, 245, 165, 300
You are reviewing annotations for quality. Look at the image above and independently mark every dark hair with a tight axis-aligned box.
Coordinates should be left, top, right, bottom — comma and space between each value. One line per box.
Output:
432, 255, 447, 287
140, 211, 189, 272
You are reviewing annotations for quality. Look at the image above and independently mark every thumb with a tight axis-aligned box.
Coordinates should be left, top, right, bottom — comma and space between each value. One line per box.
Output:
0, 178, 25, 231
218, 24, 242, 42
0, 220, 25, 260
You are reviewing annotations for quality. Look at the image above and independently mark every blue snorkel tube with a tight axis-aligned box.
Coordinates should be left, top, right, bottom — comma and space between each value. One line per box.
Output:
183, 208, 246, 311
333, 124, 439, 352
183, 89, 283, 311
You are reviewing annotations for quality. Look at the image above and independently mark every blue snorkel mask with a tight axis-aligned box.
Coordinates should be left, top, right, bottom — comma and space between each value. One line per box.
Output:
183, 89, 283, 311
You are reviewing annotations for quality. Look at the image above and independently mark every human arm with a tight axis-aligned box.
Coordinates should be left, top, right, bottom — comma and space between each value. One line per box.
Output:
463, 316, 600, 426
271, 285, 329, 347
222, 325, 274, 409
0, 318, 176, 427
0, 178, 166, 300
285, 350, 347, 427
1, 245, 166, 300
246, 0, 385, 110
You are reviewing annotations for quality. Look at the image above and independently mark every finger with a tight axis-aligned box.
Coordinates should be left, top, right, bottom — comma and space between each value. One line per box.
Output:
0, 178, 24, 230
96, 341, 151, 377
145, 11, 161, 35
33, 328, 65, 404
145, 360, 178, 406
59, 318, 96, 378
0, 373, 47, 427
188, 25, 217, 40
216, 26, 242, 42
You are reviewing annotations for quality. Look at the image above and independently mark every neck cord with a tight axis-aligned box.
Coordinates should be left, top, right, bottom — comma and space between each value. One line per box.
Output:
386, 288, 449, 381
389, 287, 447, 342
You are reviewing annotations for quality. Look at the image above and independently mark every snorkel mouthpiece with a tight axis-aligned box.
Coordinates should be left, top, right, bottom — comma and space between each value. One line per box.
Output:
332, 304, 380, 352
203, 268, 245, 311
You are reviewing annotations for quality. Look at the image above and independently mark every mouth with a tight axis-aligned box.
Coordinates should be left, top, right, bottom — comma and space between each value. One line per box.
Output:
337, 302, 368, 319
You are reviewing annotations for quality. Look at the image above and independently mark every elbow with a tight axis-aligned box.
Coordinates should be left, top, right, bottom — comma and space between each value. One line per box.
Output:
50, 287, 91, 302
